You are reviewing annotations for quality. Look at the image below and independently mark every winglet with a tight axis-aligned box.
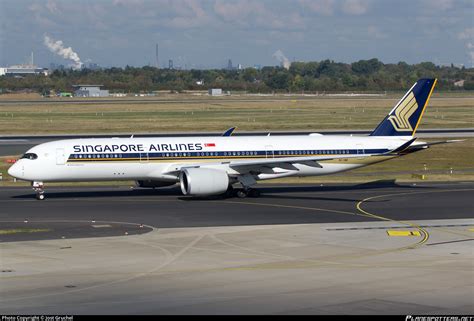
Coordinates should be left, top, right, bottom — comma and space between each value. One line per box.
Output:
222, 127, 236, 136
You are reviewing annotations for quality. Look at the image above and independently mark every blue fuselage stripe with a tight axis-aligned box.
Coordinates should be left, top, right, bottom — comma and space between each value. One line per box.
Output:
67, 148, 390, 162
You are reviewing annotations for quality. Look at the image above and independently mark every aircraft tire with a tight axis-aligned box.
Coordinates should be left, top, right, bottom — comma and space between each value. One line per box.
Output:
236, 190, 247, 198
248, 189, 260, 197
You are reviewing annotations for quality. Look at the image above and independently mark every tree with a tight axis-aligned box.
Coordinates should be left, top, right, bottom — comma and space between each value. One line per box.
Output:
266, 70, 291, 90
351, 58, 383, 75
242, 68, 258, 82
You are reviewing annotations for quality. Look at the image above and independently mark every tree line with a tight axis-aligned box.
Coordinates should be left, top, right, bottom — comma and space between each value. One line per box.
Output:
1, 58, 473, 94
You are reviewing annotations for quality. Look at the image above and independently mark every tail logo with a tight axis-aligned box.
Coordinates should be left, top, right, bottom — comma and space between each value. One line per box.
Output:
387, 92, 418, 132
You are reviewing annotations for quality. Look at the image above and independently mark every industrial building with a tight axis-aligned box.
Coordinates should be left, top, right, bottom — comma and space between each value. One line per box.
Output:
0, 53, 49, 77
0, 65, 49, 77
73, 85, 109, 97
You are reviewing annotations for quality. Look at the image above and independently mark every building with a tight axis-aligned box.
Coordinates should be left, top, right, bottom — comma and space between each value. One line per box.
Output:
73, 85, 109, 97
208, 88, 222, 96
87, 63, 101, 70
0, 65, 49, 77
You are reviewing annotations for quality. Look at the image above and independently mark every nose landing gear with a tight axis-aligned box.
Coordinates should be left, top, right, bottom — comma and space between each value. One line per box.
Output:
32, 181, 45, 200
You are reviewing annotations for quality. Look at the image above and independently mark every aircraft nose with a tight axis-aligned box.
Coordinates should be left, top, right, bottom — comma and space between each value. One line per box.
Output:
7, 162, 21, 178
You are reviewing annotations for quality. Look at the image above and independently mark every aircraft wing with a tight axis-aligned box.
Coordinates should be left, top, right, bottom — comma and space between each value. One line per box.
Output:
163, 154, 371, 176
162, 139, 420, 176
227, 154, 363, 171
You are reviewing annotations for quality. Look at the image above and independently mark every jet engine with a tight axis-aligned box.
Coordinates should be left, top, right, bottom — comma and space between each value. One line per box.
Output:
135, 179, 176, 188
180, 168, 229, 196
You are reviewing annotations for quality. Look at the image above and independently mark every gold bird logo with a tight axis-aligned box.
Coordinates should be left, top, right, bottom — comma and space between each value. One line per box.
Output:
388, 92, 418, 131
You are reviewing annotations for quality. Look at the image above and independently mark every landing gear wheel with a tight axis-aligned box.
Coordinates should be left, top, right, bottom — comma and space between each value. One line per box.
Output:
32, 181, 45, 201
236, 190, 247, 198
225, 185, 235, 198
247, 189, 260, 198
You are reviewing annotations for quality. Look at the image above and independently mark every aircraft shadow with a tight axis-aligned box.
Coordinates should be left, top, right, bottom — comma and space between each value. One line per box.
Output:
12, 186, 181, 199
257, 179, 432, 194
11, 179, 431, 201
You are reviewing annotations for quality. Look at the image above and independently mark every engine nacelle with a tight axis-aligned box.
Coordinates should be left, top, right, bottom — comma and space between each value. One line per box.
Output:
135, 180, 176, 188
180, 168, 229, 196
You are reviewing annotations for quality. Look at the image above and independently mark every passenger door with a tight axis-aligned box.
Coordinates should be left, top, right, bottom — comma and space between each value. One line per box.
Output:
140, 152, 149, 163
265, 145, 274, 159
56, 148, 66, 165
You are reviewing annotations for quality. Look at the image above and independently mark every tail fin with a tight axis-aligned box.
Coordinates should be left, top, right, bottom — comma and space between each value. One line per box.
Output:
370, 78, 437, 136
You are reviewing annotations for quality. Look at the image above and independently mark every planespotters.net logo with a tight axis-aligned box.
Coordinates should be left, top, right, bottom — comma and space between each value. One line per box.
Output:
406, 316, 473, 321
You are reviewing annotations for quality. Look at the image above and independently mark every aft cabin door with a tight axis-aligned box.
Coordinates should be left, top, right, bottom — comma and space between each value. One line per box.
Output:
356, 144, 365, 155
56, 148, 66, 165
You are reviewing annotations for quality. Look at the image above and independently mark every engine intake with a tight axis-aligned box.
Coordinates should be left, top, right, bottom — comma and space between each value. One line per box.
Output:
180, 168, 229, 196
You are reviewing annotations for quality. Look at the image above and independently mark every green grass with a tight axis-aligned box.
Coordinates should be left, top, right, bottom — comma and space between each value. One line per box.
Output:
0, 95, 472, 135
0, 94, 472, 184
0, 228, 51, 235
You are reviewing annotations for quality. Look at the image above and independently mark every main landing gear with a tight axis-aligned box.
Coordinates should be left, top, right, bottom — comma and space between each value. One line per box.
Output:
32, 181, 45, 200
226, 184, 260, 198
236, 188, 260, 198
232, 174, 260, 198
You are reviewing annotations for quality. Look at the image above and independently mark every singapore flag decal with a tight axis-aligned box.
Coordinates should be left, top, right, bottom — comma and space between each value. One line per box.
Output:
204, 143, 216, 147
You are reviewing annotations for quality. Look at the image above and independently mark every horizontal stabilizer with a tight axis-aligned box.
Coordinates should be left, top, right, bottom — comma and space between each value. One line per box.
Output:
388, 138, 417, 154
415, 139, 465, 147
403, 139, 465, 154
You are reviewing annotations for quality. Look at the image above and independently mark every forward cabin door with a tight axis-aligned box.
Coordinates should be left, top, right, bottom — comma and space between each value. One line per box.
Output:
140, 152, 149, 163
56, 148, 66, 165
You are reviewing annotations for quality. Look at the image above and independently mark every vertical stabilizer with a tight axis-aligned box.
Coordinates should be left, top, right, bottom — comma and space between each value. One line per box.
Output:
370, 78, 437, 136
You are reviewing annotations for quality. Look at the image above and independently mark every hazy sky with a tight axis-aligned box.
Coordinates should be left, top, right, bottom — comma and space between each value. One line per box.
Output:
0, 0, 473, 69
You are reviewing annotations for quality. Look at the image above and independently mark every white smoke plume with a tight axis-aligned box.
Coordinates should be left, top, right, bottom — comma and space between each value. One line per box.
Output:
458, 28, 474, 67
466, 42, 474, 67
272, 49, 291, 69
43, 35, 83, 70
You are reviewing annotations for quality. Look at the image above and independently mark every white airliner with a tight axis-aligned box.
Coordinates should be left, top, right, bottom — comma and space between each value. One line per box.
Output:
8, 78, 453, 200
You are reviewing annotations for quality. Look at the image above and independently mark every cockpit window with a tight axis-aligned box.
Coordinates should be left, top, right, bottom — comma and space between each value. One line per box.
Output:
21, 153, 38, 160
